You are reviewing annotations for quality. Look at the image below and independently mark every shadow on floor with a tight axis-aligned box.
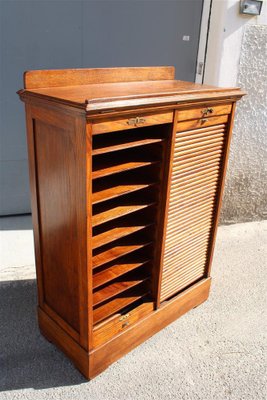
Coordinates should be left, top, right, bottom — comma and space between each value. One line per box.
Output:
0, 279, 86, 391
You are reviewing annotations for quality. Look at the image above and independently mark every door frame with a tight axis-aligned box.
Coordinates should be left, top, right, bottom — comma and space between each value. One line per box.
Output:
195, 0, 212, 83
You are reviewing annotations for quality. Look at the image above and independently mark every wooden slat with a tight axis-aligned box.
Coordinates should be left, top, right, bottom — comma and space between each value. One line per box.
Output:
174, 133, 224, 150
164, 232, 210, 258
161, 261, 206, 287
170, 175, 219, 194
162, 251, 208, 276
172, 149, 222, 169
161, 259, 206, 286
168, 190, 216, 211
174, 146, 223, 162
176, 127, 226, 141
164, 230, 210, 256
165, 214, 213, 238
175, 134, 224, 149
93, 283, 150, 324
165, 224, 212, 248
168, 208, 213, 233
170, 177, 219, 195
93, 274, 150, 307
92, 241, 151, 269
173, 159, 221, 177
165, 218, 212, 240
92, 182, 156, 204
170, 181, 218, 200
164, 244, 209, 268
165, 222, 212, 247
92, 203, 155, 227
92, 137, 163, 156
176, 114, 228, 132
92, 224, 153, 249
160, 118, 227, 302
170, 176, 219, 197
93, 261, 150, 289
92, 160, 158, 179
172, 165, 220, 184
172, 189, 217, 208
168, 199, 215, 218
177, 124, 226, 137
168, 195, 215, 214
170, 189, 217, 209
166, 217, 213, 237
162, 266, 206, 286
169, 183, 218, 203
161, 269, 205, 297
174, 140, 224, 156
162, 270, 206, 294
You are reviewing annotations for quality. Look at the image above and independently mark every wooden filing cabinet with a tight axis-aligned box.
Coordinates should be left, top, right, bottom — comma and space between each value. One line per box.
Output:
18, 67, 244, 379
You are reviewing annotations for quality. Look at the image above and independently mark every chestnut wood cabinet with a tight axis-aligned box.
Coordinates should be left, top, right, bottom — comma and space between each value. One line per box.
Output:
18, 67, 244, 379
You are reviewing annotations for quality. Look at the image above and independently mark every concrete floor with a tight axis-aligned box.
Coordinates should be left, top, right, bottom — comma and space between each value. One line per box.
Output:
0, 217, 266, 400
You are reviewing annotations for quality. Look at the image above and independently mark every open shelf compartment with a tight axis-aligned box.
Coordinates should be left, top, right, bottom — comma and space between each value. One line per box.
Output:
90, 124, 172, 335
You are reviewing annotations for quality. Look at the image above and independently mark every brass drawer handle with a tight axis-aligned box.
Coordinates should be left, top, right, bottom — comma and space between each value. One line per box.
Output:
202, 107, 214, 115
127, 117, 146, 126
119, 313, 130, 321
201, 118, 208, 123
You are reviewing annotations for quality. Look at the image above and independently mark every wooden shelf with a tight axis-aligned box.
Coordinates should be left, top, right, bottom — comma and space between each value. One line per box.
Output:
92, 136, 164, 156
91, 123, 168, 326
92, 202, 155, 227
93, 260, 150, 289
92, 159, 158, 180
92, 223, 153, 249
92, 240, 152, 269
93, 283, 150, 324
93, 272, 150, 306
92, 182, 157, 204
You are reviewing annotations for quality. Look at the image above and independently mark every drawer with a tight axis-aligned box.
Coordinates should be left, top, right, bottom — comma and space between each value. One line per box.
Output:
93, 301, 154, 348
177, 103, 232, 122
92, 111, 173, 134
177, 114, 229, 132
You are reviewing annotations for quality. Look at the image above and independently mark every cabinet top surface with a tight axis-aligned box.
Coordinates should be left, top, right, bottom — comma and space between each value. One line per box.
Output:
18, 67, 245, 113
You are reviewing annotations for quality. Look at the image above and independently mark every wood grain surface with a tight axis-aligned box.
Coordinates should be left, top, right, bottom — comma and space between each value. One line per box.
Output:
18, 67, 245, 379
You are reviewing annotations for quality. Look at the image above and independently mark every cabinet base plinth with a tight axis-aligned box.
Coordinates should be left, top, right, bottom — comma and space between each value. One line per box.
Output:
38, 277, 211, 379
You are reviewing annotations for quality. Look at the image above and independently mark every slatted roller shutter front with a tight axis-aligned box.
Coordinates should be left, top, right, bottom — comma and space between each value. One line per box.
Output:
160, 117, 230, 302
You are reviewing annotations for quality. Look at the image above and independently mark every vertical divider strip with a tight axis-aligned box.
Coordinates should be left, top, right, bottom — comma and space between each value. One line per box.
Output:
205, 102, 236, 277
86, 122, 94, 351
154, 110, 178, 308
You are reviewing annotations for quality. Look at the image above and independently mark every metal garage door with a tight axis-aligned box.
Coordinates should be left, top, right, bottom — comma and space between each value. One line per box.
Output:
0, 0, 203, 215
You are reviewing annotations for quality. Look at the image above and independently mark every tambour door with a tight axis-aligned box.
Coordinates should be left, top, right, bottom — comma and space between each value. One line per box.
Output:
160, 106, 233, 302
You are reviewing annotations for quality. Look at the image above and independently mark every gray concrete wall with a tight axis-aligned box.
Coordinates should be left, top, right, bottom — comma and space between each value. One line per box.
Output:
221, 25, 267, 224
0, 0, 203, 216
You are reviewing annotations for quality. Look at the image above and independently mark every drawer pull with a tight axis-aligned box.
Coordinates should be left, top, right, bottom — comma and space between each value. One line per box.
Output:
201, 118, 208, 123
127, 117, 146, 126
122, 321, 130, 328
119, 313, 130, 321
202, 107, 214, 115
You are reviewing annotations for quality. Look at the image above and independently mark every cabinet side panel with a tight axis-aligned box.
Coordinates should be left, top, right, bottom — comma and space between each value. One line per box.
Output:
205, 103, 237, 276
33, 116, 86, 334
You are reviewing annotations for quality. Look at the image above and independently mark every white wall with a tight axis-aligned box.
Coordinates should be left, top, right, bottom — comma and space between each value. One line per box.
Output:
204, 0, 267, 223
205, 0, 267, 87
